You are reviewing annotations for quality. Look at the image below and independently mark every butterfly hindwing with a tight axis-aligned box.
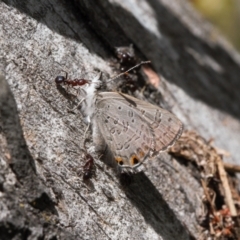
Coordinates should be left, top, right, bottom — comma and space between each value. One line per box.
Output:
95, 92, 183, 168
95, 92, 154, 168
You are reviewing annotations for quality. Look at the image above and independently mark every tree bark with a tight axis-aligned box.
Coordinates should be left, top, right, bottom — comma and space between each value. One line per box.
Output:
0, 0, 240, 239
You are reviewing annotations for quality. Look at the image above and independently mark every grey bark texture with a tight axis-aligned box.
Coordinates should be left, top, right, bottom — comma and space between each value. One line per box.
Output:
0, 0, 240, 239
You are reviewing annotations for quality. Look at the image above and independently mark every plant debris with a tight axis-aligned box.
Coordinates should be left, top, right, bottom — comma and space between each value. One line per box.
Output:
169, 130, 240, 239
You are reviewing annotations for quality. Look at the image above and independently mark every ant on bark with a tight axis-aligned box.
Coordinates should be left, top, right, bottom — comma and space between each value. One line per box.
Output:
82, 153, 96, 180
55, 71, 90, 87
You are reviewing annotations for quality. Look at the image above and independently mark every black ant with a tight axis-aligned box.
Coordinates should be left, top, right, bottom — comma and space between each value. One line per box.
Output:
115, 45, 137, 72
114, 46, 150, 93
55, 71, 90, 87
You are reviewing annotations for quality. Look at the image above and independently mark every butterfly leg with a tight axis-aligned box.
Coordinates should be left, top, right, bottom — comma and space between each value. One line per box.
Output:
83, 121, 90, 139
67, 97, 85, 111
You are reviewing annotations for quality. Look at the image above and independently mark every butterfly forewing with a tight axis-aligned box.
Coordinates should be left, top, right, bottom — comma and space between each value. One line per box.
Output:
95, 92, 182, 168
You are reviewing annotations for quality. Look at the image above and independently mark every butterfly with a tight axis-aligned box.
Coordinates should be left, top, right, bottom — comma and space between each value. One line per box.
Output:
55, 64, 183, 171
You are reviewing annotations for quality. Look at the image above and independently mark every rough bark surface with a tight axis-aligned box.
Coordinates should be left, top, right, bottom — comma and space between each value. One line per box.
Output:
0, 0, 240, 239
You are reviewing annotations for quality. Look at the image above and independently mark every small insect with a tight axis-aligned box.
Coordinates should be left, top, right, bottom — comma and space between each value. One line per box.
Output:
55, 72, 90, 87
56, 62, 183, 171
115, 45, 137, 72
115, 45, 147, 93
82, 153, 96, 180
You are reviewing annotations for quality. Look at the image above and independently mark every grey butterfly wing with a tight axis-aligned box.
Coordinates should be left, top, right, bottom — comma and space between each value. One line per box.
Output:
118, 93, 183, 152
95, 92, 154, 168
95, 92, 182, 168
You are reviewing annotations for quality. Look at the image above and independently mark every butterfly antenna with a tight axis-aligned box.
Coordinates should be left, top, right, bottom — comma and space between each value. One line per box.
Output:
107, 60, 151, 83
